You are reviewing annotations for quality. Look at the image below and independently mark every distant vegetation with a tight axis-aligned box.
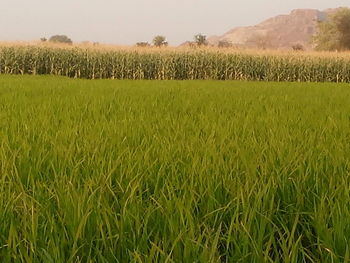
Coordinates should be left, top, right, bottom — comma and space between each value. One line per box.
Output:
194, 34, 208, 46
136, 42, 151, 47
48, 35, 73, 45
314, 7, 350, 51
152, 35, 168, 47
218, 40, 233, 48
31, 8, 350, 52
292, 44, 305, 51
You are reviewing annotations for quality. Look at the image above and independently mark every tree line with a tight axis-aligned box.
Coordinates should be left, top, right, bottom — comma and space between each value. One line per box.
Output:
40, 8, 350, 51
313, 7, 350, 51
136, 34, 210, 48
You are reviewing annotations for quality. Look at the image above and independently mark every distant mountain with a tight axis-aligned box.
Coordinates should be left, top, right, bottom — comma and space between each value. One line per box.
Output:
207, 8, 342, 50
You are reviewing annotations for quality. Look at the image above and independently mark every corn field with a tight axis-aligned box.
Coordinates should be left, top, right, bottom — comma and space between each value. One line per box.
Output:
1, 45, 350, 82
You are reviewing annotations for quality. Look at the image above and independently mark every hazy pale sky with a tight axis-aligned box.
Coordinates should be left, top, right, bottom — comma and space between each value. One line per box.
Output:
0, 0, 348, 45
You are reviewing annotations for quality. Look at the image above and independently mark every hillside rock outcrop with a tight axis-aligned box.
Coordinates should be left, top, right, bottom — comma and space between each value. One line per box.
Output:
208, 8, 338, 49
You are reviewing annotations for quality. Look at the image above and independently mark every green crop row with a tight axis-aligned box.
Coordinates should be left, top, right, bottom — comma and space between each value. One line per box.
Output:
1, 46, 350, 82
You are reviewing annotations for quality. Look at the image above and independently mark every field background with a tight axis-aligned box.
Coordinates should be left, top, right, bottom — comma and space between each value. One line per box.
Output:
1, 75, 350, 262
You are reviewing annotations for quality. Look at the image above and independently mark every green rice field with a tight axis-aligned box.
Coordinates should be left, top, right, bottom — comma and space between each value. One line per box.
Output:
1, 75, 350, 262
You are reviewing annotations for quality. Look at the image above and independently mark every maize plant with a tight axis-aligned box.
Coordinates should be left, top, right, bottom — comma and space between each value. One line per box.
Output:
1, 45, 350, 82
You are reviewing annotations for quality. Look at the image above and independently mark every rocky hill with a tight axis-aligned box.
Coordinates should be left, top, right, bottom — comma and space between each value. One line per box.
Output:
208, 8, 340, 50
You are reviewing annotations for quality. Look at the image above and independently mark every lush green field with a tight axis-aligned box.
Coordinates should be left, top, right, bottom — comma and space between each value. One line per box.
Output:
1, 76, 350, 262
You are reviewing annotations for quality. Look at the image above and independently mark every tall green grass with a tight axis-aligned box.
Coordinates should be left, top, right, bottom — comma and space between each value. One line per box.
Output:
1, 75, 350, 262
1, 45, 350, 82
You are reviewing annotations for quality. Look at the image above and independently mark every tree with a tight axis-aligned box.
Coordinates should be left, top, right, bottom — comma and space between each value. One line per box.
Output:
49, 35, 73, 45
292, 44, 304, 51
136, 42, 151, 47
313, 8, 350, 51
152, 36, 168, 47
194, 34, 208, 46
40, 37, 47, 42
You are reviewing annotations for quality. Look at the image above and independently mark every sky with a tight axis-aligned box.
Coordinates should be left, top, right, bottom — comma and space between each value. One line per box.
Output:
0, 0, 349, 46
